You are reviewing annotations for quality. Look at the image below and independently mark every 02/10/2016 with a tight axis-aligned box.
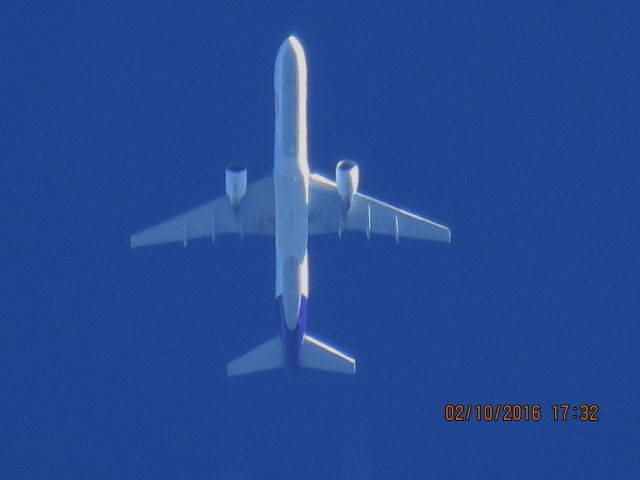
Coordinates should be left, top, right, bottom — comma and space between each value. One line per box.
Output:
444, 404, 600, 422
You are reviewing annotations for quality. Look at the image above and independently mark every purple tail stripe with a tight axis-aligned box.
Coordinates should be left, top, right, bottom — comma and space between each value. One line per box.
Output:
277, 295, 308, 374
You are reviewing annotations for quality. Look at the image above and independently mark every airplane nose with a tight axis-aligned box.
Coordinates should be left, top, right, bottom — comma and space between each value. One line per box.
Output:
286, 35, 301, 49
274, 35, 307, 88
277, 35, 297, 61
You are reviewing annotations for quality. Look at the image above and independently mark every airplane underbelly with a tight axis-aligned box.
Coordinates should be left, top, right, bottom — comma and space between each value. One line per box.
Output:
275, 183, 307, 259
274, 169, 309, 329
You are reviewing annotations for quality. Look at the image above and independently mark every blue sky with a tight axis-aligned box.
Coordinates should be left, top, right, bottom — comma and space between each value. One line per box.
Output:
3, 1, 639, 478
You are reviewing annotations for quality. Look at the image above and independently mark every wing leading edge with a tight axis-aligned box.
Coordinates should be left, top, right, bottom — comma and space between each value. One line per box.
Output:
308, 173, 451, 242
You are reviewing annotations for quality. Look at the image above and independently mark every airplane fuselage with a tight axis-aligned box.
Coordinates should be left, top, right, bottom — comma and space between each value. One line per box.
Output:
273, 37, 311, 373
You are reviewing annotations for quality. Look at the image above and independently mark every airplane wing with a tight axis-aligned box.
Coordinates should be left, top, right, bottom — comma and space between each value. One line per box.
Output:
131, 175, 275, 248
308, 173, 451, 242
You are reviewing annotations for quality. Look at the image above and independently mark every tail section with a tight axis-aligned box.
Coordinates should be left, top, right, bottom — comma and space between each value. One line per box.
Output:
300, 334, 356, 375
227, 336, 283, 376
226, 334, 356, 376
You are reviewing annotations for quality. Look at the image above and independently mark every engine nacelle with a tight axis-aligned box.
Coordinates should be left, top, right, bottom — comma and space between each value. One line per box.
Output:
336, 160, 359, 207
225, 163, 247, 205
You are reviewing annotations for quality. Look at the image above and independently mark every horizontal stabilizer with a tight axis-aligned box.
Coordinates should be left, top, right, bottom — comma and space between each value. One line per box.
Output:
300, 335, 356, 375
227, 336, 283, 376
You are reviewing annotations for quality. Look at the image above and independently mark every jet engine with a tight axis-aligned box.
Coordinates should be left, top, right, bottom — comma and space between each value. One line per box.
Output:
225, 163, 247, 205
336, 160, 359, 207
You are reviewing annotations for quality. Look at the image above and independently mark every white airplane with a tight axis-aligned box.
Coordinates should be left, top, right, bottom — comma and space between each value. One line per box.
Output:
131, 36, 451, 376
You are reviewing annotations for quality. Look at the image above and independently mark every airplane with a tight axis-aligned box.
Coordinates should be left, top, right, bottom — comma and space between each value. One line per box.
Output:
131, 35, 451, 376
